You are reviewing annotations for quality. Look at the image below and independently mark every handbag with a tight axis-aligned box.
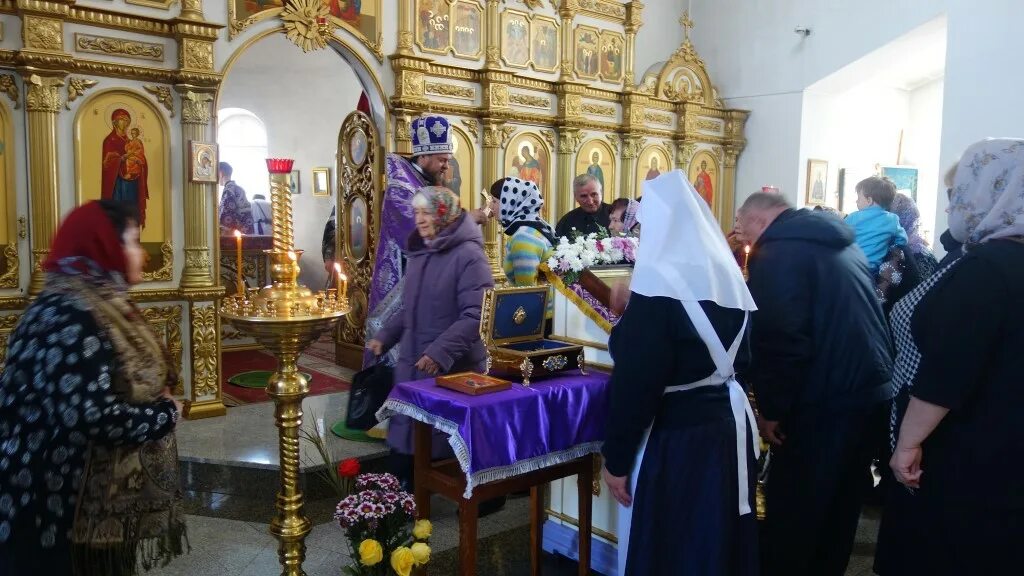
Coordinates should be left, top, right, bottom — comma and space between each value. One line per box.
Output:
345, 360, 394, 430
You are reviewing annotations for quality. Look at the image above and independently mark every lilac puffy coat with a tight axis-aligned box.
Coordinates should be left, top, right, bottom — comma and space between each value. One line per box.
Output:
374, 212, 493, 454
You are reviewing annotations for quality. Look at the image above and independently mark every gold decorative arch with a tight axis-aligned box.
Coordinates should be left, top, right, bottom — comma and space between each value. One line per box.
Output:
650, 39, 720, 106
576, 139, 617, 202
73, 88, 173, 282
504, 131, 553, 221
228, 0, 385, 61
0, 101, 18, 289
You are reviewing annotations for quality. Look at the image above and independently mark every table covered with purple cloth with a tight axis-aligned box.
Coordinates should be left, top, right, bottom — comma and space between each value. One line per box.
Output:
376, 372, 611, 498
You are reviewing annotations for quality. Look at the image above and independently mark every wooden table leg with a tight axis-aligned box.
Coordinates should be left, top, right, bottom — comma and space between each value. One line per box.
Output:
576, 456, 593, 576
530, 485, 545, 576
413, 421, 432, 520
459, 499, 479, 575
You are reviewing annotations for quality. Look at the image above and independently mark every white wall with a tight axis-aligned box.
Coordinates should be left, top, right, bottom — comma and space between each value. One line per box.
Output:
219, 34, 363, 289
904, 79, 945, 242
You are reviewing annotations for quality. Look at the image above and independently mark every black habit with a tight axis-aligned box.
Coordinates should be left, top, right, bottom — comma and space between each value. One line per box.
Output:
554, 203, 611, 238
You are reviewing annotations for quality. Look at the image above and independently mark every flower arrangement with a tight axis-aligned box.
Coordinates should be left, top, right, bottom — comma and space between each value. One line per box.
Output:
336, 473, 433, 576
546, 229, 639, 285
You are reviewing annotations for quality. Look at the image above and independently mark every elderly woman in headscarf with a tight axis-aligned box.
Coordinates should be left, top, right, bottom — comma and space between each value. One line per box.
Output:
0, 201, 186, 575
609, 198, 641, 236
486, 177, 558, 286
366, 186, 493, 488
889, 192, 939, 278
602, 170, 760, 575
874, 138, 1024, 576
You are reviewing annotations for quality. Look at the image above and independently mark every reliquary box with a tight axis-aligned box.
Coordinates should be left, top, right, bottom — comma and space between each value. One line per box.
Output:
480, 285, 586, 385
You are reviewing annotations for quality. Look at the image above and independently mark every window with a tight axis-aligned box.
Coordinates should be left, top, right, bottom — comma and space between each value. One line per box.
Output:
217, 108, 269, 200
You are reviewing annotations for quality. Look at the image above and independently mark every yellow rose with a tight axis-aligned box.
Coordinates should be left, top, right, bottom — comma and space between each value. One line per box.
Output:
412, 518, 433, 540
357, 539, 383, 566
411, 542, 431, 566
390, 546, 416, 576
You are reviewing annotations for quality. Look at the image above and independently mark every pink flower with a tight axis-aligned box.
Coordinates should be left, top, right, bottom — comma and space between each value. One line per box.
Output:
595, 240, 605, 252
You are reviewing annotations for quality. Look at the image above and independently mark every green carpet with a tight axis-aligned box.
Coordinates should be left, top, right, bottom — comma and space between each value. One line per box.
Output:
330, 419, 383, 443
227, 370, 313, 389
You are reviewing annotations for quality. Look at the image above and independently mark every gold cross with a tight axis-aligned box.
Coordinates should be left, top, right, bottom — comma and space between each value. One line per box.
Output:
679, 11, 694, 42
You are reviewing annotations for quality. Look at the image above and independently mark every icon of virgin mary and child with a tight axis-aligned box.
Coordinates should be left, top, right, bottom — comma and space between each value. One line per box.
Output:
101, 108, 149, 228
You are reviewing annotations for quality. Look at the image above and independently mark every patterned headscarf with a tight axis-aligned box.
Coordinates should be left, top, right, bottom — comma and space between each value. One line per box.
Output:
621, 199, 641, 234
949, 138, 1024, 244
497, 177, 557, 245
412, 185, 463, 229
890, 192, 929, 254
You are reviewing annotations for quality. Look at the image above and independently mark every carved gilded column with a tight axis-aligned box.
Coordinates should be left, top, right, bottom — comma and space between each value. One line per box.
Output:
624, 1, 644, 87
23, 74, 65, 296
621, 135, 642, 200
481, 120, 505, 281
396, 0, 414, 56
558, 0, 578, 82
557, 128, 582, 223
484, 0, 501, 68
721, 109, 749, 233
179, 0, 205, 21
178, 89, 216, 288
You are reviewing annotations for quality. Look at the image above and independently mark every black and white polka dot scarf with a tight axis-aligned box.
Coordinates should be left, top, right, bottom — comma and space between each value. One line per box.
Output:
498, 178, 557, 245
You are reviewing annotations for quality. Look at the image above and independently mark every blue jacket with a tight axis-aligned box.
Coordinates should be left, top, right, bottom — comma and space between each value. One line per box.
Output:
845, 205, 908, 271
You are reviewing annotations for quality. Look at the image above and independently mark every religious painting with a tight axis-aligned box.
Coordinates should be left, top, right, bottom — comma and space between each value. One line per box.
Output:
447, 126, 474, 209
290, 169, 301, 194
501, 9, 530, 68
451, 0, 483, 59
416, 0, 451, 54
348, 128, 368, 166
75, 89, 171, 280
805, 159, 828, 206
574, 26, 600, 80
189, 141, 218, 183
881, 166, 919, 202
504, 132, 552, 221
325, 0, 380, 49
599, 31, 624, 82
688, 151, 718, 210
0, 102, 16, 287
531, 17, 559, 72
575, 139, 616, 202
229, 0, 285, 33
312, 167, 331, 197
230, 0, 381, 56
637, 145, 671, 198
348, 195, 368, 262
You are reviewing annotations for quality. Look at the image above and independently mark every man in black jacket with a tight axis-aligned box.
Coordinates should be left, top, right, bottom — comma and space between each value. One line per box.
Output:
736, 193, 894, 576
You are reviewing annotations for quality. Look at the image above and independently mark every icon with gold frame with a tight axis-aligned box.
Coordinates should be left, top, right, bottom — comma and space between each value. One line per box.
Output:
501, 8, 531, 68
576, 139, 617, 202
190, 141, 218, 184
531, 16, 559, 72
574, 25, 601, 80
312, 167, 331, 197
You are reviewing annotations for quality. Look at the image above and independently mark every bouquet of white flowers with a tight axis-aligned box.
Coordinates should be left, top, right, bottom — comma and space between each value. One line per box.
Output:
546, 230, 639, 285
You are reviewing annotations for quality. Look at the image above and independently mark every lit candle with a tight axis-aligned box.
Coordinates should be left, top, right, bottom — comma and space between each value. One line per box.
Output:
334, 263, 347, 297
743, 244, 751, 270
233, 230, 244, 296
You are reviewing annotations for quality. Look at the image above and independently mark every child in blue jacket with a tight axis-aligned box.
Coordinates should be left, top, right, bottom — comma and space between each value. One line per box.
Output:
846, 176, 907, 273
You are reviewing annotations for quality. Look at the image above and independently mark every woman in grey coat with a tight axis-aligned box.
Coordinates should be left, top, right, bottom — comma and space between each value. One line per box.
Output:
368, 186, 494, 486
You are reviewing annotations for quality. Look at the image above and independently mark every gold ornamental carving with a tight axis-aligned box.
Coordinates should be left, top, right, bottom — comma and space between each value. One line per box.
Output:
621, 135, 643, 159
127, 0, 178, 10
24, 16, 63, 52
25, 75, 64, 113
181, 39, 214, 71
142, 242, 174, 282
66, 6, 174, 36
561, 93, 582, 118
64, 77, 98, 110
178, 0, 205, 20
398, 31, 414, 52
677, 142, 697, 166
74, 33, 164, 62
180, 90, 212, 125
645, 111, 673, 126
144, 85, 174, 116
582, 102, 615, 118
0, 245, 19, 289
575, 0, 627, 22
522, 0, 546, 9
282, 0, 333, 52
424, 82, 475, 100
605, 133, 620, 151
541, 129, 556, 151
461, 119, 479, 143
396, 71, 425, 100
486, 83, 510, 108
0, 74, 18, 109
509, 93, 551, 109
141, 305, 184, 395
184, 249, 212, 276
558, 130, 583, 154
189, 303, 219, 398
0, 313, 21, 365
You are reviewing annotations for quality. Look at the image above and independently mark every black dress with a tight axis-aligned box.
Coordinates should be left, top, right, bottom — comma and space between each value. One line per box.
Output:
875, 239, 1024, 575
0, 293, 178, 575
602, 294, 758, 576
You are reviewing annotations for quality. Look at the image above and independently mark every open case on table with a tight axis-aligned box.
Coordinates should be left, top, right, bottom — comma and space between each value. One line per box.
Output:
480, 285, 585, 385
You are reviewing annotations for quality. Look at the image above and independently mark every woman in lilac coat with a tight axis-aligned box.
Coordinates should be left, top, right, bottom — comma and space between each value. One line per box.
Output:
367, 186, 493, 485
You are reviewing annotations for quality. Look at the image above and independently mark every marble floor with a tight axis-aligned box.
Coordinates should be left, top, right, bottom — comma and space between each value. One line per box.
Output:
166, 391, 882, 575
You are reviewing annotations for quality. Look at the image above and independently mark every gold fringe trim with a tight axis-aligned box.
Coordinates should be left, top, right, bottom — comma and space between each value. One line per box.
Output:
540, 265, 613, 334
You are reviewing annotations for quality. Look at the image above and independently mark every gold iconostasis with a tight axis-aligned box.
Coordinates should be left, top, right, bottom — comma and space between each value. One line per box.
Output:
0, 0, 747, 418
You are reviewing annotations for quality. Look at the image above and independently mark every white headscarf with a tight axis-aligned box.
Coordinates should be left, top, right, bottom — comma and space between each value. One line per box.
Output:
630, 170, 757, 311
949, 138, 1024, 244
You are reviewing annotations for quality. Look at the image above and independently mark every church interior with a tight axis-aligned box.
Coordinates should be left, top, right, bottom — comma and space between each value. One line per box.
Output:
0, 0, 1020, 575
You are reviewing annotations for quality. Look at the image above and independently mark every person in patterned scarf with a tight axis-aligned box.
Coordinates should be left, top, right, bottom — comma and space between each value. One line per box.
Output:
0, 201, 185, 575
218, 162, 254, 235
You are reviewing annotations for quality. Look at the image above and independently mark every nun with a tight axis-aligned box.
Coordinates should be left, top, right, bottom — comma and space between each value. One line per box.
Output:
601, 170, 760, 575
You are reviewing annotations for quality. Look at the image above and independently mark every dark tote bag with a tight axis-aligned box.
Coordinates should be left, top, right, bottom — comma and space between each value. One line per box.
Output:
345, 361, 394, 430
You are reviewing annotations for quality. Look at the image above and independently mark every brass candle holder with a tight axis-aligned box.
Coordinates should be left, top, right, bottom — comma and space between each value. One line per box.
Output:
220, 158, 349, 576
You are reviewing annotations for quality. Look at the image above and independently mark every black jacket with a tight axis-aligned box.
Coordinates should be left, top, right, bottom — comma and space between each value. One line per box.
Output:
746, 209, 894, 421
938, 229, 963, 268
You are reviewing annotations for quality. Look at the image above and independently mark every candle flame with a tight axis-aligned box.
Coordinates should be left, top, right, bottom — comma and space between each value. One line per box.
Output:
744, 245, 751, 254
234, 229, 242, 239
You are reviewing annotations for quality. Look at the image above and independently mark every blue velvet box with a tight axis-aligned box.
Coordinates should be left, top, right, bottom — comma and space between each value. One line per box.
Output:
480, 285, 585, 385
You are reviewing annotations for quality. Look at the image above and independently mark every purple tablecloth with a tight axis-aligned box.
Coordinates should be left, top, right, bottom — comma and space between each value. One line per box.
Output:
376, 372, 610, 498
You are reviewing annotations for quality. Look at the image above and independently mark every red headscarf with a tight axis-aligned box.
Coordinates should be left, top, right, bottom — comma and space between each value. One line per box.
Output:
43, 201, 127, 275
